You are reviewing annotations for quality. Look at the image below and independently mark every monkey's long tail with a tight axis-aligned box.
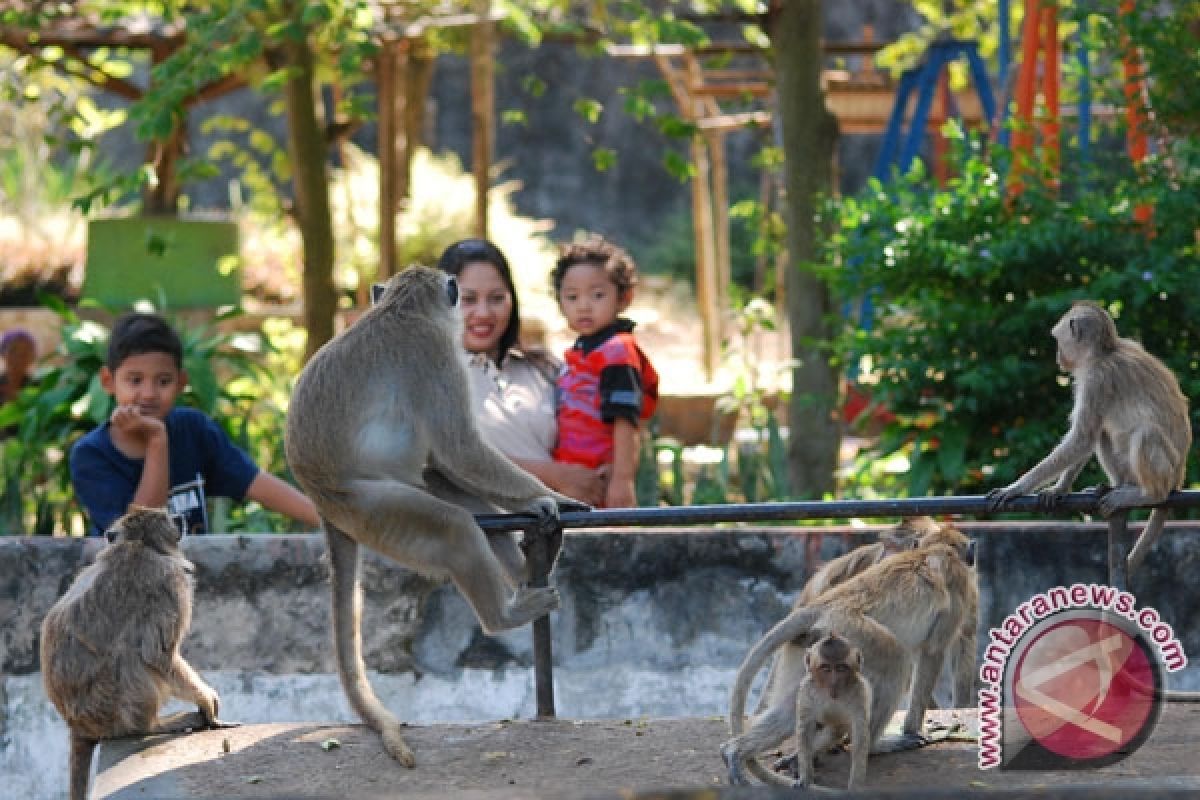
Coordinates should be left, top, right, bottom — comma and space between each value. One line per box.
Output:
69, 734, 96, 800
326, 522, 417, 767
728, 606, 821, 785
1126, 508, 1169, 574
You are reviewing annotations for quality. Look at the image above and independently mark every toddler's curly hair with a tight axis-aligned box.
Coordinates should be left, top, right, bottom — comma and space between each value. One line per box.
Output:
552, 235, 638, 295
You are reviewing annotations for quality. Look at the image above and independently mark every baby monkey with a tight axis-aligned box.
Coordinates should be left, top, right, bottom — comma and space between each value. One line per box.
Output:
723, 632, 871, 791
40, 507, 231, 800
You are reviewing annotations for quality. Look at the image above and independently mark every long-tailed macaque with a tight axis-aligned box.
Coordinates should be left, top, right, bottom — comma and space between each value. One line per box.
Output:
285, 266, 585, 765
987, 301, 1190, 572
41, 507, 228, 800
724, 632, 871, 790
724, 525, 975, 786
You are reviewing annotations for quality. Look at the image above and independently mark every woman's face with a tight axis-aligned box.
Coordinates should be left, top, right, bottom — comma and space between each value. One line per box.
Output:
458, 261, 514, 358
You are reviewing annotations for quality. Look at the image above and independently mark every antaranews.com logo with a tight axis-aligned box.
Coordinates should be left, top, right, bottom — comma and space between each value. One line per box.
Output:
978, 583, 1187, 770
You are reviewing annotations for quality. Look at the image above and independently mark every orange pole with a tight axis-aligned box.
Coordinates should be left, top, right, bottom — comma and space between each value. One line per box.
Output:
933, 70, 951, 185
1040, 3, 1060, 185
1008, 0, 1043, 196
1120, 0, 1153, 225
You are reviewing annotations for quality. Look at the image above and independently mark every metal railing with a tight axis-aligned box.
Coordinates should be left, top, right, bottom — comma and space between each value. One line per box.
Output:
476, 489, 1200, 718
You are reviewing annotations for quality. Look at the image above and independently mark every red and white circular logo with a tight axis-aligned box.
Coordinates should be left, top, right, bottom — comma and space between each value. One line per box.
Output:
1012, 612, 1161, 764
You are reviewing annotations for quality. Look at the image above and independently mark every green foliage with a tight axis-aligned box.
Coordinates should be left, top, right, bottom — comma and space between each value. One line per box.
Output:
0, 297, 306, 535
822, 132, 1200, 497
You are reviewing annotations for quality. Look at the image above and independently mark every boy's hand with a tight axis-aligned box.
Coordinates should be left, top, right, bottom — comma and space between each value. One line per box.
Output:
604, 478, 636, 509
110, 405, 167, 444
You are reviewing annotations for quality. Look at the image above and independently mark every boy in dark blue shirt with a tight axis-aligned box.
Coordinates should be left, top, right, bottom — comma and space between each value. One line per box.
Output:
70, 312, 320, 536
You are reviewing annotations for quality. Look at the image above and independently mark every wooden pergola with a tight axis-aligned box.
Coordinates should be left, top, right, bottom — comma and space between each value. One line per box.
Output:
0, 10, 246, 213
3, 6, 966, 380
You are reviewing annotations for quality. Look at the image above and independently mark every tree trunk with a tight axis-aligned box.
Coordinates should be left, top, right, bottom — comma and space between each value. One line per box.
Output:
769, 0, 841, 499
282, 37, 337, 361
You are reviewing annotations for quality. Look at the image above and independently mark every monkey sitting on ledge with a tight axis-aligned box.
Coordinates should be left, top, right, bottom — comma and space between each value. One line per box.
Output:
41, 507, 232, 800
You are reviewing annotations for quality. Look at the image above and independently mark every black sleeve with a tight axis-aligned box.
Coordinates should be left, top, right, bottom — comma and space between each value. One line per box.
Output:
599, 364, 645, 424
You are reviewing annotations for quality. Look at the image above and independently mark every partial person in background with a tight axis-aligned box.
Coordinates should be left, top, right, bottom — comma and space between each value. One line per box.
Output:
436, 238, 608, 507
0, 327, 37, 404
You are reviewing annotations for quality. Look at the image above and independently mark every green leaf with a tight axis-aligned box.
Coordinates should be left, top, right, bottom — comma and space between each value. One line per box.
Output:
521, 74, 546, 98
572, 98, 603, 124
662, 151, 695, 182
501, 109, 528, 127
591, 147, 617, 172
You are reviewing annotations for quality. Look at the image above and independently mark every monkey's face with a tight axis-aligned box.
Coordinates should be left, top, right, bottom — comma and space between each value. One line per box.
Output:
806, 635, 862, 695
1053, 303, 1118, 372
1052, 315, 1079, 372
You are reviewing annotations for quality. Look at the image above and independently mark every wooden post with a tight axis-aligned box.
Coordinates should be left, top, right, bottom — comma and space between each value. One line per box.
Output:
143, 44, 182, 214
686, 57, 721, 380
708, 130, 731, 319
377, 39, 398, 282
470, 1, 495, 239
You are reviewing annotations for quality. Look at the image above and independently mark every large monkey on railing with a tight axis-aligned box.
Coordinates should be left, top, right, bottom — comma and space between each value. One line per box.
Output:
285, 266, 585, 766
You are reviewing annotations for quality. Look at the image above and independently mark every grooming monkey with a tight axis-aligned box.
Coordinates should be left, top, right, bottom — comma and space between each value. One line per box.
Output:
41, 507, 229, 800
987, 301, 1191, 572
723, 525, 975, 786
724, 632, 871, 790
758, 518, 977, 718
285, 266, 585, 766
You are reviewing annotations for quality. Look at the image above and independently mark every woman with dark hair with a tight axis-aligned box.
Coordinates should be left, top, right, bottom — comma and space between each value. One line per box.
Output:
436, 238, 608, 506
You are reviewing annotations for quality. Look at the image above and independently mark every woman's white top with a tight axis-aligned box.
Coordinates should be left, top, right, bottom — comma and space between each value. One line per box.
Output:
463, 348, 558, 461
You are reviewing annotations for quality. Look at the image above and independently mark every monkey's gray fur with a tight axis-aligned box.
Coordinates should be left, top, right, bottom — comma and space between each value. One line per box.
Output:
41, 507, 224, 800
987, 301, 1191, 572
285, 265, 585, 766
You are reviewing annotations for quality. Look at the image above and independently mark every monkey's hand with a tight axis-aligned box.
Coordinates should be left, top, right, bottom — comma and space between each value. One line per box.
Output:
534, 491, 590, 515
985, 484, 1023, 511
1035, 487, 1068, 511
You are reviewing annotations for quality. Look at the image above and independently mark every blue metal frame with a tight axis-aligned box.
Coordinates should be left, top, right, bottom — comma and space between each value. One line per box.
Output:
873, 39, 998, 180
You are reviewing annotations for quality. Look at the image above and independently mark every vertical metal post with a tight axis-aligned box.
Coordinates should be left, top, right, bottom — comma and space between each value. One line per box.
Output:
1107, 511, 1130, 591
524, 520, 560, 719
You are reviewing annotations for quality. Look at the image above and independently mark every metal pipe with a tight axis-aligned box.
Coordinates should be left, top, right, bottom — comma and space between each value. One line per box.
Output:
476, 490, 1200, 533
523, 518, 561, 718
1107, 511, 1130, 591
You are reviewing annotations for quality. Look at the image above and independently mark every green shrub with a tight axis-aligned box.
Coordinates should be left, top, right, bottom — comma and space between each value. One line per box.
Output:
822, 131, 1200, 497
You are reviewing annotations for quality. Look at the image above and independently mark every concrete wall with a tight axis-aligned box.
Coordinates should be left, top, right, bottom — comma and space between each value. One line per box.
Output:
4, 522, 1199, 799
